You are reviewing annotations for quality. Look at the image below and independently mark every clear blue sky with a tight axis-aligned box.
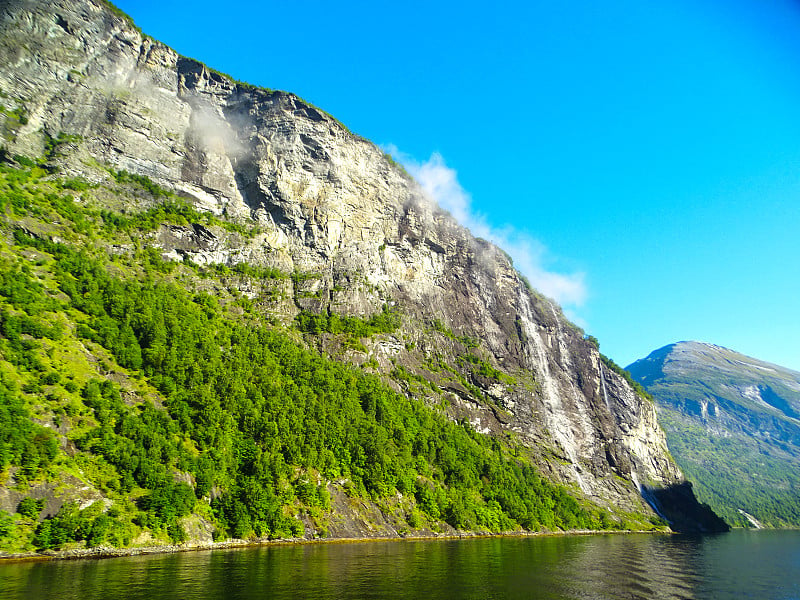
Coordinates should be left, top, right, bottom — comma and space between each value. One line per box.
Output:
114, 0, 800, 371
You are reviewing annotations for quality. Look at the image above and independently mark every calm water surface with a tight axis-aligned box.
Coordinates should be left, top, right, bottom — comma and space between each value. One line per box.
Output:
2, 530, 799, 599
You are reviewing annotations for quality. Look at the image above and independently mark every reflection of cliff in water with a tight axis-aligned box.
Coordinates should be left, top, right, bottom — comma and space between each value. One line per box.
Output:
9, 532, 800, 600
5, 534, 705, 600
564, 533, 703, 600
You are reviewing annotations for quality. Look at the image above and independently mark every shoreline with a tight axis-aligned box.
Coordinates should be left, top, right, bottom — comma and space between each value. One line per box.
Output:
0, 528, 666, 564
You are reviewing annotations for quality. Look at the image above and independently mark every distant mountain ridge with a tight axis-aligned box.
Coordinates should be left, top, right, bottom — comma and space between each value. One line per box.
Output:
628, 341, 800, 527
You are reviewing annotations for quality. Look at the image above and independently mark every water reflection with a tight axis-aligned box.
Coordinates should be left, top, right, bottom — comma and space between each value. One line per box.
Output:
2, 531, 798, 600
556, 534, 703, 599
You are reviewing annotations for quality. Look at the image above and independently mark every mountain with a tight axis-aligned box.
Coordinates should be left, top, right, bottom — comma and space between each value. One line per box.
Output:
628, 341, 800, 527
0, 0, 725, 555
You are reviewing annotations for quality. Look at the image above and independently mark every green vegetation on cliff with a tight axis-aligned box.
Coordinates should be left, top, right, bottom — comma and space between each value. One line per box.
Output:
0, 161, 636, 553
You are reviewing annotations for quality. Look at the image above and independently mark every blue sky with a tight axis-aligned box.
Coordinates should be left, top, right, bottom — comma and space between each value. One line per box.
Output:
114, 0, 800, 371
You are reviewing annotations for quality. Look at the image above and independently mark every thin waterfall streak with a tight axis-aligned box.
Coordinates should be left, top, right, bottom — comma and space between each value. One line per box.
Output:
599, 364, 611, 410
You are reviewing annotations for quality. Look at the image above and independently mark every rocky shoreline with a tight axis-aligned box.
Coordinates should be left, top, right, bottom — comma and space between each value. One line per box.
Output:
0, 528, 656, 564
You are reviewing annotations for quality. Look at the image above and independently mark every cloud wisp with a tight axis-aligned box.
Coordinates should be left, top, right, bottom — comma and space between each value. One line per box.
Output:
385, 146, 587, 310
188, 102, 252, 160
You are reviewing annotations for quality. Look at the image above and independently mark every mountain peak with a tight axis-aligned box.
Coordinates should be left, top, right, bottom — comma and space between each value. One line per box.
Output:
632, 341, 800, 386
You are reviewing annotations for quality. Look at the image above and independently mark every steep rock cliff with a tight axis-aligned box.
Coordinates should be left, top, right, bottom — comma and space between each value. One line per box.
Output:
1, 0, 696, 525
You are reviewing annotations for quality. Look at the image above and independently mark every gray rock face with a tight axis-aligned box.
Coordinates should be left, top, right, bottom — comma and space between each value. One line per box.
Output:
1, 0, 685, 518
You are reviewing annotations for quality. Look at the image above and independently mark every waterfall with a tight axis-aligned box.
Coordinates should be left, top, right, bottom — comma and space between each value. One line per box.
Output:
599, 364, 611, 410
738, 509, 763, 529
571, 456, 590, 495
632, 472, 670, 523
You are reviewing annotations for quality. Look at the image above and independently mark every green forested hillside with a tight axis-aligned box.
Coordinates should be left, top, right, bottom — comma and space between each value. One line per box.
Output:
628, 342, 800, 528
0, 160, 647, 553
656, 408, 800, 528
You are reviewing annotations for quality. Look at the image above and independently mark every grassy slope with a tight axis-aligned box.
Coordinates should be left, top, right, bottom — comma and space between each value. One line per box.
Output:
657, 406, 800, 527
630, 346, 800, 528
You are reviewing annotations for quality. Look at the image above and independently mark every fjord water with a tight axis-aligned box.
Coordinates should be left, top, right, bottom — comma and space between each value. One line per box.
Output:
2, 531, 799, 600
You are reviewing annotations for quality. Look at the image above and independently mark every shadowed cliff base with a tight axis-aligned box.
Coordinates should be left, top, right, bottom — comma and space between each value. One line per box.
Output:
642, 482, 730, 534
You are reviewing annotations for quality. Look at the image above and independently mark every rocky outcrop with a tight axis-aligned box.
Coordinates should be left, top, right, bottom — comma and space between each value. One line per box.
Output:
0, 469, 107, 521
0, 0, 710, 527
